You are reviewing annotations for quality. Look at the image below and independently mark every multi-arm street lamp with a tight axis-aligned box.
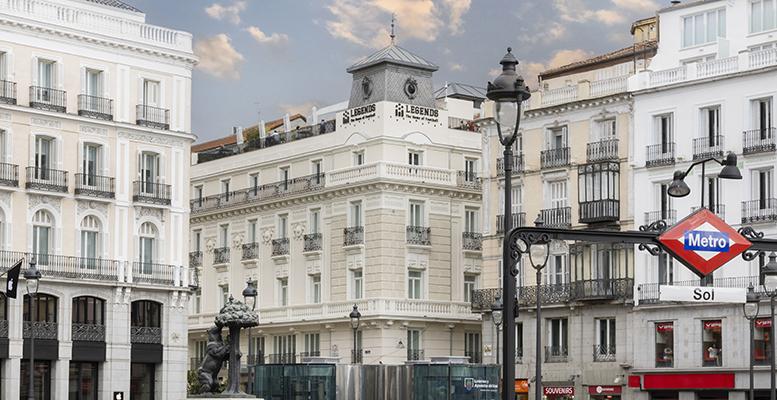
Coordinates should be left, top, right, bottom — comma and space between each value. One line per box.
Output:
349, 304, 361, 364
666, 153, 742, 203
761, 252, 777, 400
24, 258, 41, 400
242, 278, 258, 395
491, 295, 503, 365
743, 283, 761, 400
486, 47, 531, 400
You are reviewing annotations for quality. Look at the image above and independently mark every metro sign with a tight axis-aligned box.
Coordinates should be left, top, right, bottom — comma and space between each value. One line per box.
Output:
658, 208, 751, 277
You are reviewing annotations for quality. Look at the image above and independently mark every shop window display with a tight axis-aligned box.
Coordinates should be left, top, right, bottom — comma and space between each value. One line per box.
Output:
655, 322, 674, 367
755, 318, 772, 366
702, 320, 722, 367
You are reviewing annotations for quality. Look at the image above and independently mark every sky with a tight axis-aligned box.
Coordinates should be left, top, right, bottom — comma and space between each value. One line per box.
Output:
127, 0, 662, 143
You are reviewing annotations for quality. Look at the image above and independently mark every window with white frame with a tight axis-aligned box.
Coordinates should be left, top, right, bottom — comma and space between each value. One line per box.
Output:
595, 318, 616, 360
220, 285, 229, 308
253, 336, 266, 360
248, 173, 260, 196
654, 113, 674, 150
597, 118, 617, 141
247, 220, 257, 244
545, 127, 568, 151
221, 179, 231, 202
311, 160, 323, 185
193, 186, 203, 207
35, 59, 57, 99
658, 253, 675, 285
279, 167, 290, 192
464, 158, 478, 182
0, 50, 13, 99
310, 275, 321, 304
33, 136, 53, 180
80, 215, 100, 266
407, 329, 421, 359
81, 68, 108, 113
274, 334, 296, 358
138, 152, 162, 194
750, 42, 776, 52
138, 222, 156, 271
499, 186, 524, 215
750, 0, 777, 34
193, 289, 201, 314
578, 162, 619, 207
464, 209, 478, 233
80, 142, 105, 188
548, 180, 569, 209
353, 151, 364, 166
547, 318, 569, 357
141, 79, 160, 108
32, 210, 52, 262
654, 182, 674, 221
705, 176, 723, 211
700, 106, 721, 143
408, 151, 423, 166
304, 333, 320, 356
309, 210, 320, 234
465, 332, 481, 362
352, 270, 363, 299
350, 202, 362, 228
682, 55, 717, 65
408, 201, 424, 227
544, 255, 567, 285
463, 274, 477, 303
278, 215, 288, 239
408, 270, 423, 299
278, 278, 288, 306
753, 168, 774, 206
753, 97, 774, 135
683, 8, 726, 47
218, 225, 228, 248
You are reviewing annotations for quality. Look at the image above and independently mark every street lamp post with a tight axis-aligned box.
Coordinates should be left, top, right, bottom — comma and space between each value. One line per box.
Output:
761, 252, 777, 400
526, 217, 551, 400
24, 258, 41, 400
743, 283, 761, 400
492, 295, 503, 365
666, 153, 742, 205
242, 278, 258, 395
349, 304, 361, 364
486, 47, 531, 400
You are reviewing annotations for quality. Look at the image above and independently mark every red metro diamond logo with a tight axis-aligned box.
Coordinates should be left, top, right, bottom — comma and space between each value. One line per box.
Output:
659, 209, 751, 277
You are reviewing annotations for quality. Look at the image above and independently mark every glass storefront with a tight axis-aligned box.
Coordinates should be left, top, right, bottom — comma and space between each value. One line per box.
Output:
755, 318, 772, 365
69, 362, 98, 400
130, 363, 155, 400
702, 320, 722, 366
20, 360, 51, 400
655, 322, 674, 367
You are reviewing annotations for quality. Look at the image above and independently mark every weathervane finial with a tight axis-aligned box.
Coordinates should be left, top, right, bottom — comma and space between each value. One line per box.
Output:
390, 14, 395, 44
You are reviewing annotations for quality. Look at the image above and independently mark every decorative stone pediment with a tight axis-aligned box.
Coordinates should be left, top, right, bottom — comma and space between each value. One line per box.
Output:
463, 257, 482, 274
216, 269, 229, 286
549, 239, 568, 255
275, 259, 289, 279
306, 251, 322, 275
347, 250, 363, 271
406, 248, 429, 271
28, 194, 62, 213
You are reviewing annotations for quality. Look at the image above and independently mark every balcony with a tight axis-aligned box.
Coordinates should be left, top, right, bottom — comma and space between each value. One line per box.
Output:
456, 171, 481, 190
691, 204, 725, 221
132, 181, 171, 205
465, 350, 482, 364
542, 85, 578, 107
136, 104, 170, 130
406, 226, 431, 246
74, 174, 115, 198
579, 200, 619, 223
23, 321, 58, 339
587, 139, 619, 162
304, 233, 322, 252
344, 227, 364, 246
131, 262, 176, 285
497, 155, 525, 176
130, 326, 162, 344
29, 86, 66, 113
0, 80, 16, 105
544, 346, 568, 363
72, 323, 106, 342
327, 162, 456, 188
593, 345, 616, 362
407, 349, 424, 361
515, 348, 523, 364
78, 94, 113, 121
26, 167, 68, 192
693, 135, 725, 160
496, 213, 525, 234
189, 251, 203, 267
541, 147, 570, 169
267, 353, 297, 365
742, 199, 777, 224
462, 232, 482, 251
568, 278, 634, 301
272, 238, 290, 256
646, 143, 675, 167
351, 349, 363, 364
471, 288, 501, 312
242, 242, 259, 260
541, 207, 571, 228
213, 247, 229, 264
0, 163, 18, 187
519, 284, 570, 304
743, 128, 777, 154
644, 210, 676, 226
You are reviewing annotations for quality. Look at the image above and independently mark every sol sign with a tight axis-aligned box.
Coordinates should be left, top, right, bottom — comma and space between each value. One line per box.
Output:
544, 387, 574, 395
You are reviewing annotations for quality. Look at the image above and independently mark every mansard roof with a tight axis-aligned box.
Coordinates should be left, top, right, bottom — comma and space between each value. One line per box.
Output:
346, 43, 439, 73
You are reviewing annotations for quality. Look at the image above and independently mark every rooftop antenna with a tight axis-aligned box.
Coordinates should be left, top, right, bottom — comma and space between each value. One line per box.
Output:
390, 14, 395, 44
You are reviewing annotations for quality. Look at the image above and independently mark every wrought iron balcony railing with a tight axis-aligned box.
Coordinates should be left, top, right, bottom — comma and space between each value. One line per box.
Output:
644, 209, 677, 226
569, 278, 634, 301
541, 207, 571, 228
23, 321, 58, 340
133, 181, 171, 205
456, 171, 481, 189
587, 139, 619, 162
74, 173, 115, 198
78, 94, 113, 120
248, 352, 264, 366
691, 204, 725, 221
593, 344, 616, 362
300, 351, 321, 359
131, 326, 162, 344
462, 232, 482, 251
242, 242, 259, 260
541, 147, 570, 169
465, 350, 482, 364
496, 155, 525, 176
646, 143, 675, 167
272, 238, 290, 256
131, 262, 175, 285
579, 199, 619, 223
407, 226, 431, 246
344, 226, 364, 246
518, 284, 571, 304
743, 128, 776, 154
693, 135, 724, 159
189, 251, 203, 267
407, 349, 424, 361
213, 247, 229, 264
0, 163, 18, 187
515, 347, 523, 364
304, 233, 322, 252
268, 353, 297, 364
742, 199, 777, 223
0, 80, 16, 105
496, 213, 525, 234
0, 320, 7, 339
189, 173, 326, 213
471, 288, 502, 311
136, 104, 170, 130
26, 167, 68, 192
30, 86, 66, 113
72, 323, 106, 342
544, 346, 568, 363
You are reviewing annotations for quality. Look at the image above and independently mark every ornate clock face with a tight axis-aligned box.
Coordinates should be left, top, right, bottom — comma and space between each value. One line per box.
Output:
404, 78, 418, 99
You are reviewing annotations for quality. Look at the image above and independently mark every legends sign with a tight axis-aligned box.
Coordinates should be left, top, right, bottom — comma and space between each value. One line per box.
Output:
394, 103, 439, 123
342, 104, 376, 125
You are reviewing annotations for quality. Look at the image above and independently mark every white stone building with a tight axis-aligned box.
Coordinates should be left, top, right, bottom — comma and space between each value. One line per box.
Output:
188, 42, 483, 374
0, 0, 197, 399
629, 0, 777, 399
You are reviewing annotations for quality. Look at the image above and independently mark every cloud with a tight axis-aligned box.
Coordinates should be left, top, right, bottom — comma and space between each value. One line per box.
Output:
246, 27, 290, 51
441, 0, 471, 35
278, 101, 325, 116
194, 34, 244, 80
519, 21, 567, 44
518, 48, 594, 87
611, 0, 659, 14
205, 1, 246, 25
553, 0, 657, 27
448, 62, 465, 71
594, 9, 626, 25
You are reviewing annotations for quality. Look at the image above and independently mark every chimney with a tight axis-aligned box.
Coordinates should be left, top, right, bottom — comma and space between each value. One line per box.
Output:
670, 0, 681, 4
234, 126, 244, 145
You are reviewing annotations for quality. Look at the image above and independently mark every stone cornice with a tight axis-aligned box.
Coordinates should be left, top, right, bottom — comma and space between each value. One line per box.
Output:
523, 93, 632, 119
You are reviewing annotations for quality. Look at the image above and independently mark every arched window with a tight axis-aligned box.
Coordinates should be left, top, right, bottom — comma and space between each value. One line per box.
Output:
72, 296, 104, 325
131, 300, 161, 328
139, 222, 156, 273
32, 210, 52, 264
80, 216, 100, 268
